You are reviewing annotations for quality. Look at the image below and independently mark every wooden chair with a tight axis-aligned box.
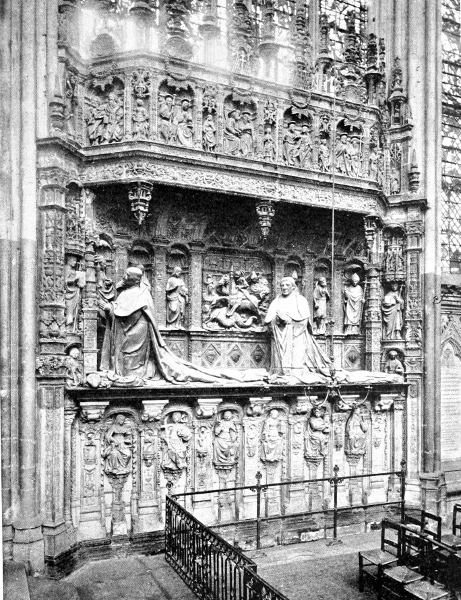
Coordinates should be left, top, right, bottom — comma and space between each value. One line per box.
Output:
403, 537, 454, 600
440, 503, 461, 550
380, 524, 425, 600
358, 519, 401, 593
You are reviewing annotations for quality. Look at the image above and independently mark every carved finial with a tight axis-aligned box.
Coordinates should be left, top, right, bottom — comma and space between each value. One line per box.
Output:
408, 149, 420, 193
255, 200, 275, 239
128, 182, 153, 226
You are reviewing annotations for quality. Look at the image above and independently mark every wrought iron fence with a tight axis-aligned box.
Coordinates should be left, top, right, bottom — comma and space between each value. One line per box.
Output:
165, 494, 289, 600
173, 461, 406, 550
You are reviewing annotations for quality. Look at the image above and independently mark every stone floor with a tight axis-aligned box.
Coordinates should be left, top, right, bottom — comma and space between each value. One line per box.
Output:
26, 531, 381, 600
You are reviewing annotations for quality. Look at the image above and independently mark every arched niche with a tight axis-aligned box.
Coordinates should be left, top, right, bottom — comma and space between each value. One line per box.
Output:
335, 118, 364, 178
128, 241, 155, 291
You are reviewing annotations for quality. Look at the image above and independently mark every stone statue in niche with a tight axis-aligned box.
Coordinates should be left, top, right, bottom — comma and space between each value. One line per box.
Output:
368, 146, 379, 180
264, 276, 331, 384
344, 406, 368, 458
102, 414, 133, 477
318, 137, 331, 172
96, 254, 115, 351
223, 108, 242, 156
381, 282, 404, 340
348, 137, 362, 177
65, 345, 83, 387
385, 350, 404, 376
304, 406, 330, 460
202, 114, 217, 152
313, 277, 330, 335
213, 410, 239, 468
239, 111, 254, 157
203, 269, 270, 331
158, 94, 176, 143
160, 411, 191, 473
166, 266, 189, 329
261, 409, 285, 464
335, 134, 350, 175
65, 254, 85, 333
174, 98, 194, 148
87, 91, 124, 145
132, 98, 149, 140
297, 124, 313, 168
343, 273, 364, 335
283, 122, 300, 166
263, 125, 276, 162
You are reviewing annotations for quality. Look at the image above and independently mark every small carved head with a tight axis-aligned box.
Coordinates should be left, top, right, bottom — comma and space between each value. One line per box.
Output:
269, 408, 279, 419
172, 266, 182, 276
223, 410, 233, 421
280, 276, 296, 295
350, 273, 360, 285
171, 411, 183, 423
317, 276, 327, 287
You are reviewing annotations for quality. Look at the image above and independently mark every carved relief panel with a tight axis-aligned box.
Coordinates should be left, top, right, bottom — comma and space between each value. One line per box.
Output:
223, 95, 257, 158
202, 252, 272, 331
157, 81, 195, 148
85, 76, 125, 146
282, 108, 314, 168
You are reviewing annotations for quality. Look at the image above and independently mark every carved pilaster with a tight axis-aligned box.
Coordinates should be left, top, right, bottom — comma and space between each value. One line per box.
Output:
81, 189, 98, 375
364, 267, 382, 371
153, 244, 168, 327
190, 245, 205, 329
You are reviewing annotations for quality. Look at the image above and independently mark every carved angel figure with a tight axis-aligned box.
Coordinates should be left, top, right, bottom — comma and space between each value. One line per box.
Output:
132, 98, 149, 140
313, 277, 330, 335
345, 407, 368, 458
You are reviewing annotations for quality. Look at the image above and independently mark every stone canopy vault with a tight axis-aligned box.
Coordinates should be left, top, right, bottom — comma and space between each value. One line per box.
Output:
2, 0, 441, 576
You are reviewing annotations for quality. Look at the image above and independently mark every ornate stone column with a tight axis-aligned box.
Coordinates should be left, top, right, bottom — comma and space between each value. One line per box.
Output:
189, 244, 206, 330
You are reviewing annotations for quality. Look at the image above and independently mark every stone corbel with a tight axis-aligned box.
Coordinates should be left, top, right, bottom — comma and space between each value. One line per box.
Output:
196, 398, 220, 419
141, 399, 168, 422
373, 393, 394, 412
79, 401, 109, 423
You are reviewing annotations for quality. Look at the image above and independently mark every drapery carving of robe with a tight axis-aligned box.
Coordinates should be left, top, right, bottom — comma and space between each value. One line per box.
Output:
213, 418, 239, 466
166, 273, 188, 328
381, 289, 404, 339
161, 419, 191, 471
304, 410, 329, 459
100, 282, 264, 384
264, 288, 330, 383
103, 415, 132, 476
344, 283, 364, 335
261, 412, 285, 463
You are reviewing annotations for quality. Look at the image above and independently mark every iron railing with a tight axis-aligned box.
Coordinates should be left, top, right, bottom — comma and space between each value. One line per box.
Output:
174, 461, 406, 550
165, 494, 290, 600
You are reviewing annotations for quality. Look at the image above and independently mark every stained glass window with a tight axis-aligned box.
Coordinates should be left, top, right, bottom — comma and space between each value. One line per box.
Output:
442, 0, 461, 273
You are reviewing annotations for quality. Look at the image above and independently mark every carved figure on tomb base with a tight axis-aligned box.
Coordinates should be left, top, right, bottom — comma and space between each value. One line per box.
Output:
385, 350, 404, 376
263, 126, 275, 162
382, 283, 404, 340
102, 414, 133, 477
343, 273, 364, 335
223, 109, 242, 155
313, 277, 330, 335
174, 99, 194, 148
159, 95, 175, 142
65, 255, 85, 332
213, 411, 239, 468
65, 346, 83, 387
166, 266, 189, 329
202, 115, 217, 152
161, 412, 191, 472
264, 276, 331, 384
304, 406, 330, 460
261, 409, 285, 464
345, 407, 368, 458
283, 122, 300, 165
318, 138, 331, 172
132, 99, 149, 140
